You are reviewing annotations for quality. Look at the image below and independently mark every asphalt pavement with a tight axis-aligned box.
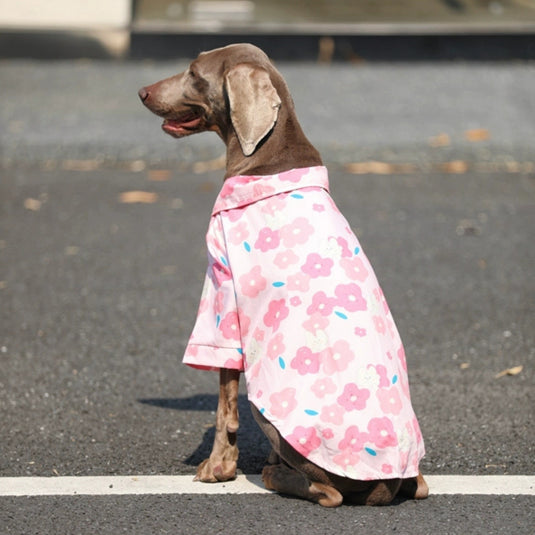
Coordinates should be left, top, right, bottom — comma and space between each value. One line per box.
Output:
0, 56, 534, 533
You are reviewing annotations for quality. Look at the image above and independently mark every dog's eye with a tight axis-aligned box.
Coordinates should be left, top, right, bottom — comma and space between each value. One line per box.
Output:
189, 70, 196, 78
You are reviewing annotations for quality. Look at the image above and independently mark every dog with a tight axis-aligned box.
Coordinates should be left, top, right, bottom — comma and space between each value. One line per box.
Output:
139, 43, 428, 507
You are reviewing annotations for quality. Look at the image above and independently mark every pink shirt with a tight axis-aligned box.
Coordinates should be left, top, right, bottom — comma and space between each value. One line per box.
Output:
184, 166, 424, 480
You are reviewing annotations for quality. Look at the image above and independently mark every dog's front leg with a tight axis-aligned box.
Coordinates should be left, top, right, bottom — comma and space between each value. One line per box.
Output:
195, 368, 240, 482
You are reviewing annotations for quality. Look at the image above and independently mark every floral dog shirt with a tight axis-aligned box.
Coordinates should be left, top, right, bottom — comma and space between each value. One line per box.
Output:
184, 166, 425, 480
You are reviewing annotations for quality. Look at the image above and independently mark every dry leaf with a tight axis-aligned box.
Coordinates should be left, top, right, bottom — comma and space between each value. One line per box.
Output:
24, 198, 42, 211
124, 160, 146, 172
495, 365, 523, 379
318, 36, 335, 64
198, 182, 216, 193
465, 129, 490, 142
346, 161, 417, 175
148, 169, 171, 182
429, 133, 451, 148
0, 281, 7, 290
119, 191, 159, 204
346, 161, 395, 174
64, 246, 80, 256
460, 362, 470, 370
193, 154, 226, 174
62, 159, 102, 171
441, 160, 469, 174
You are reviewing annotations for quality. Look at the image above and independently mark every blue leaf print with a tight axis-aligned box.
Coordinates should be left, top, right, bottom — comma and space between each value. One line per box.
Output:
260, 408, 265, 415
365, 447, 377, 456
291, 193, 304, 199
278, 356, 286, 370
272, 281, 285, 287
335, 311, 348, 320
216, 314, 221, 328
304, 409, 319, 416
243, 241, 251, 252
237, 348, 243, 355
392, 374, 398, 384
354, 247, 360, 255
220, 256, 228, 266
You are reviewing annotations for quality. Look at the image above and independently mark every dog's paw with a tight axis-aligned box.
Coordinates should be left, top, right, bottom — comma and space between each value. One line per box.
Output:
261, 463, 296, 491
195, 458, 237, 483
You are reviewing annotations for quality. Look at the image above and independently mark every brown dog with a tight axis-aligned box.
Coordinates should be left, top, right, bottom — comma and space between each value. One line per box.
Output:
139, 43, 428, 507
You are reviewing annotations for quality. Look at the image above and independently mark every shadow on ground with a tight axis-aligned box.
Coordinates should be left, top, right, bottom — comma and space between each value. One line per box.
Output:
139, 395, 270, 473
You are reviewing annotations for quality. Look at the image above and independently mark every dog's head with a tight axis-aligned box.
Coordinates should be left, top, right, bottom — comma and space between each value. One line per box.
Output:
139, 43, 282, 156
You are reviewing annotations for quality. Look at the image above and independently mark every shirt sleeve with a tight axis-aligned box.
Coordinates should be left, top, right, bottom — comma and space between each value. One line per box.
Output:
183, 213, 244, 371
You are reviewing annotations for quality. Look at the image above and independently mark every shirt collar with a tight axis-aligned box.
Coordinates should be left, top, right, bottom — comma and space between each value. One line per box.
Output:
212, 166, 329, 215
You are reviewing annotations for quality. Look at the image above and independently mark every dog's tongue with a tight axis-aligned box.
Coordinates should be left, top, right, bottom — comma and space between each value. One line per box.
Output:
163, 114, 201, 135
169, 114, 198, 128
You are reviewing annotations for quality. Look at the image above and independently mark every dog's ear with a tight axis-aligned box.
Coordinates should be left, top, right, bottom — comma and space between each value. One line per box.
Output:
225, 64, 281, 156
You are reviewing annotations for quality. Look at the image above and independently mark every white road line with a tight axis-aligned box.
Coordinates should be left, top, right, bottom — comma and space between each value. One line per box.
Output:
0, 475, 534, 498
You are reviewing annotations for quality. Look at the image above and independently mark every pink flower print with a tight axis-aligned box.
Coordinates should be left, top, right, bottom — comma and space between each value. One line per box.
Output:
263, 299, 289, 331
307, 291, 336, 316
253, 328, 265, 342
274, 249, 299, 269
322, 428, 334, 440
374, 364, 390, 388
398, 345, 408, 372
218, 175, 250, 200
287, 272, 310, 293
255, 227, 280, 252
377, 387, 403, 415
223, 356, 244, 370
302, 312, 329, 334
412, 416, 424, 444
261, 195, 287, 216
313, 203, 325, 212
228, 221, 249, 245
337, 383, 370, 411
336, 237, 353, 258
270, 387, 297, 419
320, 403, 345, 426
381, 464, 394, 475
267, 332, 285, 360
252, 183, 275, 199
185, 345, 198, 358
212, 258, 232, 284
333, 449, 360, 471
225, 207, 245, 223
219, 311, 241, 340
279, 168, 309, 182
367, 417, 398, 449
198, 297, 209, 315
286, 426, 321, 458
354, 326, 367, 337
311, 377, 336, 398
280, 217, 314, 248
340, 256, 369, 282
239, 265, 267, 298
291, 346, 321, 375
301, 253, 334, 278
290, 296, 302, 307
334, 283, 367, 312
339, 426, 367, 453
218, 181, 235, 199
373, 315, 386, 334
321, 340, 354, 375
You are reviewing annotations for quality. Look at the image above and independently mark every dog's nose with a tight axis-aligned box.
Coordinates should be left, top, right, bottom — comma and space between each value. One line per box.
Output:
138, 87, 149, 102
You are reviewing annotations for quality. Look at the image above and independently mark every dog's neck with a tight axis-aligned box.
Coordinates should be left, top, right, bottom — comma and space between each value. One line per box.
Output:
223, 99, 322, 179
